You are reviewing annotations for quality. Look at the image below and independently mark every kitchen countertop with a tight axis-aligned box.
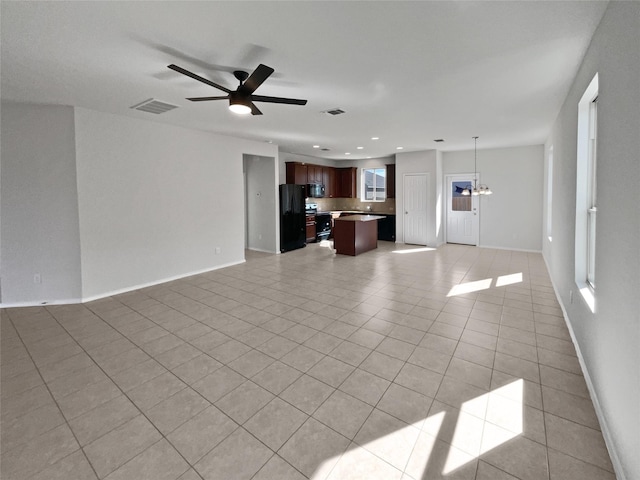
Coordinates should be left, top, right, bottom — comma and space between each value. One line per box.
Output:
334, 214, 386, 222
318, 210, 395, 216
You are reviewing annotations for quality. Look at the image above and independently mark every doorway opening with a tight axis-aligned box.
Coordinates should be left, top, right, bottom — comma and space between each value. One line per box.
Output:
243, 154, 278, 253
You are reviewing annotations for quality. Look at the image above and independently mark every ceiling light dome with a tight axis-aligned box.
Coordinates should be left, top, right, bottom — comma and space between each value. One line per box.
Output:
229, 92, 251, 114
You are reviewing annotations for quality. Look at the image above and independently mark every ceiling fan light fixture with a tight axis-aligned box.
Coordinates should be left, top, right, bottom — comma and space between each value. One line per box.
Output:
229, 104, 251, 114
229, 93, 252, 114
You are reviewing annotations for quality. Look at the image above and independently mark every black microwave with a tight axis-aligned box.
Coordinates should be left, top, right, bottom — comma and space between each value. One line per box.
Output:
307, 183, 325, 198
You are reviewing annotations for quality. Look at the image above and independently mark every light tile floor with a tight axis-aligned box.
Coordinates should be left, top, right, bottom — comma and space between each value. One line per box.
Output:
1, 242, 617, 480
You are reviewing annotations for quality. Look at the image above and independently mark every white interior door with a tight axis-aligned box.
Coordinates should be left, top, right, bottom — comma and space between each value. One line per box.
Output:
446, 175, 478, 245
403, 173, 428, 245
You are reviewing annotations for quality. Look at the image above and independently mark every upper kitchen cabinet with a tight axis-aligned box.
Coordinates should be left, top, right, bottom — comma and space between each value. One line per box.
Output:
286, 161, 355, 198
336, 167, 357, 198
286, 162, 308, 185
308, 164, 323, 184
386, 164, 396, 198
323, 167, 336, 198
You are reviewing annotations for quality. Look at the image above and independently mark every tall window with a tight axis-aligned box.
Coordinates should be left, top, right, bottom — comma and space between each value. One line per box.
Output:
546, 146, 553, 241
362, 168, 386, 201
575, 73, 598, 310
586, 99, 597, 288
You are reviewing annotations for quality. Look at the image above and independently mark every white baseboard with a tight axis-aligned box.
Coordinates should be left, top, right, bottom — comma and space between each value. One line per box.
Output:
1, 298, 84, 308
246, 247, 277, 254
0, 259, 246, 309
478, 244, 542, 253
542, 254, 626, 480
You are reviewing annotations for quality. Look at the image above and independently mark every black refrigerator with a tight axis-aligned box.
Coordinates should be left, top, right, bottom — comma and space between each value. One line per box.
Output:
279, 184, 306, 253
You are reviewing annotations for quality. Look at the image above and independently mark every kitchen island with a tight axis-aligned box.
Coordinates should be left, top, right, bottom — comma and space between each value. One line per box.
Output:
333, 214, 385, 256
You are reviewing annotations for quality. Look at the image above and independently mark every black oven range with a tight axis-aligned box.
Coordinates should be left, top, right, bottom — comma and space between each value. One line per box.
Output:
305, 203, 331, 242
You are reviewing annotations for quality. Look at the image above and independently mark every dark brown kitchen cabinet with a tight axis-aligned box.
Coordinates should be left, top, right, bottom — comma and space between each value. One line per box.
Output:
336, 167, 357, 198
308, 165, 323, 184
386, 164, 396, 199
286, 162, 308, 185
305, 213, 316, 243
323, 167, 336, 198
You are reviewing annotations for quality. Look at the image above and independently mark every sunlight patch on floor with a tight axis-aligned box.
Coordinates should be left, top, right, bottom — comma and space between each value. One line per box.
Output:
448, 272, 524, 297
310, 381, 524, 479
443, 379, 524, 474
496, 272, 523, 287
392, 247, 436, 254
318, 240, 334, 248
447, 278, 492, 297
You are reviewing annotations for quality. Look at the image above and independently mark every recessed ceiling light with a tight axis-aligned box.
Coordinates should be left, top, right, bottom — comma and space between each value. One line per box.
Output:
313, 145, 320, 148
345, 152, 351, 155
396, 146, 404, 150
371, 137, 379, 140
357, 146, 364, 150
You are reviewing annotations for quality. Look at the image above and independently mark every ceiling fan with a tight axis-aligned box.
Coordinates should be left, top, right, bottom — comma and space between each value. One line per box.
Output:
168, 63, 307, 115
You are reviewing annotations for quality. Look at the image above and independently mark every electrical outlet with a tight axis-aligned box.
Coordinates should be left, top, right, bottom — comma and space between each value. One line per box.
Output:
33, 273, 42, 284
215, 247, 221, 254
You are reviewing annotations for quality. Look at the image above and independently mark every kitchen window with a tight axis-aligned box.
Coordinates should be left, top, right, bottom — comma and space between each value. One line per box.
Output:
362, 168, 386, 201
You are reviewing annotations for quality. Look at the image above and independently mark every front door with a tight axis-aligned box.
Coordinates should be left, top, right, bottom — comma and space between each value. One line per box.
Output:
446, 175, 478, 245
403, 173, 428, 245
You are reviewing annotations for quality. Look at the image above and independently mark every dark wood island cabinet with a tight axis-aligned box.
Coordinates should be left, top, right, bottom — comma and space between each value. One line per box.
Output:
333, 214, 385, 256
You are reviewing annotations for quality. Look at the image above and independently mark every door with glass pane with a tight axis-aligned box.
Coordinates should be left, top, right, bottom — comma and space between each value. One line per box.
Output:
446, 175, 478, 245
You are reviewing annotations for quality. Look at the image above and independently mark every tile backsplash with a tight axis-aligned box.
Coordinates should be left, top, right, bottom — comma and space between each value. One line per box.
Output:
312, 197, 396, 214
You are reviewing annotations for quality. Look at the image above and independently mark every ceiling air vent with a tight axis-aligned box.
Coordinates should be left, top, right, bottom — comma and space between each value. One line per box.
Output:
321, 148, 330, 151
323, 108, 345, 116
130, 98, 179, 114
434, 139, 445, 143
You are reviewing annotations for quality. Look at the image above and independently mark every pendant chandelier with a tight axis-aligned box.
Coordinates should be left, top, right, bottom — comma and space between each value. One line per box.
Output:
462, 136, 492, 196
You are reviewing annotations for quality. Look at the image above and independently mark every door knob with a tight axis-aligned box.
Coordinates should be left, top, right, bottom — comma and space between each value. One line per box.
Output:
405, 211, 408, 214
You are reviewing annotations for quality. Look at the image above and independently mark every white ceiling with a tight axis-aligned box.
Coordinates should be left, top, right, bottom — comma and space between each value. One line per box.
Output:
1, 1, 608, 160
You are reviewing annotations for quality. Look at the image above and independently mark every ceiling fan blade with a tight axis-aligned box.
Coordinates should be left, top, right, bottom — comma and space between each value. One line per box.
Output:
186, 96, 229, 102
250, 103, 263, 115
168, 64, 231, 93
242, 64, 274, 94
251, 95, 307, 106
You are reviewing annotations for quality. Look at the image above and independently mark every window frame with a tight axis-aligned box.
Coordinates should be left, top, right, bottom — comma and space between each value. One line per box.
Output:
586, 98, 597, 289
361, 167, 387, 202
574, 73, 598, 312
546, 146, 553, 241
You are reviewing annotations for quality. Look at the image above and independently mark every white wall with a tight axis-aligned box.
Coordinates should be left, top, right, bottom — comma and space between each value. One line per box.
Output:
74, 108, 278, 299
1, 103, 82, 305
395, 150, 440, 246
443, 145, 544, 251
544, 3, 640, 479
243, 154, 278, 253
